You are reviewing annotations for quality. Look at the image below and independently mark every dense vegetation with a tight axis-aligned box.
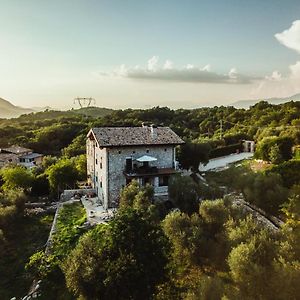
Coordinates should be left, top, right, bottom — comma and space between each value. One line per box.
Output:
0, 101, 299, 299
0, 190, 53, 299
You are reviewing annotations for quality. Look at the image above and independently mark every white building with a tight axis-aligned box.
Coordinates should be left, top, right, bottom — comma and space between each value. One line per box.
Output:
86, 125, 184, 209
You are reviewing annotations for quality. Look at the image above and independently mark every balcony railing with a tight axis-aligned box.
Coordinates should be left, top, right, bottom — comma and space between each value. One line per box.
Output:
124, 166, 178, 178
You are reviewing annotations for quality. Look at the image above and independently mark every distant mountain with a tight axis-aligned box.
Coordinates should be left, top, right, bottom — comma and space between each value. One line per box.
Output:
231, 93, 300, 109
0, 98, 35, 118
31, 106, 52, 111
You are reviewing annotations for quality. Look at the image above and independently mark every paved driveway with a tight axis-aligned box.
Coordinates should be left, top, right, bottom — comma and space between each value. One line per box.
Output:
199, 152, 254, 172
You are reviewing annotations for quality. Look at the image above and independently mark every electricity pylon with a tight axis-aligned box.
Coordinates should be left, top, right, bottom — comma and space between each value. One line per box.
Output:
74, 97, 96, 108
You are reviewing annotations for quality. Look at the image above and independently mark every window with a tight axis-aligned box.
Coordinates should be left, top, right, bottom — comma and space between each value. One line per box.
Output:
95, 159, 98, 165
159, 176, 169, 187
118, 150, 122, 154
164, 148, 167, 152
125, 158, 133, 173
132, 151, 136, 154
146, 149, 149, 153
100, 162, 103, 169
100, 181, 103, 188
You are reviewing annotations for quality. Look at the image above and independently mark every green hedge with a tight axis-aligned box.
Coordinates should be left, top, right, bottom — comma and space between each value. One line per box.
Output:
209, 143, 242, 159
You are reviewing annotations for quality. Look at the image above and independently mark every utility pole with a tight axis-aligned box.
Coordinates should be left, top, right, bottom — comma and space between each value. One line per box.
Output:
219, 119, 223, 140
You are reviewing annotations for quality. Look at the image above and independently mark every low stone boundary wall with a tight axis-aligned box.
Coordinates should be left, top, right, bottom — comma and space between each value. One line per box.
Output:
60, 188, 96, 201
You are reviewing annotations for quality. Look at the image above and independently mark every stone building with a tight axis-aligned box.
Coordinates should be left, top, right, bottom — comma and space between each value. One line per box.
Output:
0, 145, 43, 168
86, 125, 184, 209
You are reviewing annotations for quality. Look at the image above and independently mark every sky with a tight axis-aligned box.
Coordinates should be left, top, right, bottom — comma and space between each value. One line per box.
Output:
1, 0, 300, 109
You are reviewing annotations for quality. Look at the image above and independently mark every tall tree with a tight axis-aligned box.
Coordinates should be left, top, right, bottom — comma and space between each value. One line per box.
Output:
63, 208, 170, 300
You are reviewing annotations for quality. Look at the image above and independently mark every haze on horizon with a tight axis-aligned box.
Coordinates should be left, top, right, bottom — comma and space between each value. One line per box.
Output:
1, 0, 300, 110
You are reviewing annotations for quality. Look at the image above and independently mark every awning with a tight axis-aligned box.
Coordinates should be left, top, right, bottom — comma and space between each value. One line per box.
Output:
136, 155, 157, 162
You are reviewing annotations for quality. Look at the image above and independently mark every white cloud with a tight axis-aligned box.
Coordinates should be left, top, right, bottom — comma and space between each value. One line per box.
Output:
289, 61, 300, 78
228, 68, 238, 79
147, 56, 159, 71
275, 20, 300, 54
265, 70, 282, 81
100, 57, 259, 84
186, 64, 194, 69
202, 64, 211, 72
252, 62, 300, 98
163, 60, 173, 70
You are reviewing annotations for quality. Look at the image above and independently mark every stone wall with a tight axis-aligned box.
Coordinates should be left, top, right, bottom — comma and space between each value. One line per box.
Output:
107, 145, 175, 207
60, 188, 96, 201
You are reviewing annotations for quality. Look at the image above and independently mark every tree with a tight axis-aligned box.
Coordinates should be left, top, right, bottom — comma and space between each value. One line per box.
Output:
227, 229, 277, 299
255, 136, 293, 162
63, 208, 169, 300
242, 172, 288, 215
178, 142, 211, 171
269, 144, 282, 164
62, 134, 86, 157
119, 180, 153, 210
168, 175, 199, 214
46, 159, 79, 194
267, 159, 300, 188
163, 199, 230, 271
162, 211, 203, 269
0, 166, 33, 192
74, 154, 87, 181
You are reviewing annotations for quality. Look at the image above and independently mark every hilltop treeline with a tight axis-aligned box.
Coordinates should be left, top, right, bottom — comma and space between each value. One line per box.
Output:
0, 101, 299, 157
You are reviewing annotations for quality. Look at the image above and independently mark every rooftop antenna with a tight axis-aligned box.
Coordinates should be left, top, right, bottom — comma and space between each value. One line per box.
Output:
74, 97, 96, 108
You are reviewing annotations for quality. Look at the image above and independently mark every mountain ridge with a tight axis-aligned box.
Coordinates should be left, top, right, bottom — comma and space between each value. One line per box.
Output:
0, 98, 35, 118
230, 93, 300, 108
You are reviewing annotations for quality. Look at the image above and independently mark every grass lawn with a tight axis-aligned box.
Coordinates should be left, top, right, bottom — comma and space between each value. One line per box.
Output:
38, 202, 87, 300
51, 201, 87, 256
0, 213, 54, 300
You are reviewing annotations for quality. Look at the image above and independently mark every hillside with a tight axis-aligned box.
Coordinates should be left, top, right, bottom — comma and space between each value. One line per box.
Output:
0, 98, 114, 119
231, 93, 300, 108
72, 106, 114, 118
0, 98, 34, 118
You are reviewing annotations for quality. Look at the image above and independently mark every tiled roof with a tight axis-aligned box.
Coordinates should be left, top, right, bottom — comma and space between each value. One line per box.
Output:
20, 153, 43, 159
1, 145, 32, 154
89, 127, 185, 147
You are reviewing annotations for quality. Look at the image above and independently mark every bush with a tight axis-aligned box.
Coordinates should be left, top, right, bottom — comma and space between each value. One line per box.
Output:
209, 143, 242, 158
267, 160, 300, 188
255, 136, 293, 162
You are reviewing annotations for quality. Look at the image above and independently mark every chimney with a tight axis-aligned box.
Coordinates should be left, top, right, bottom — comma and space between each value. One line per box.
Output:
150, 124, 157, 139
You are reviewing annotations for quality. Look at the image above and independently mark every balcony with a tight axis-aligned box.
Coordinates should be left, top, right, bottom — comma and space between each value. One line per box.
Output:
124, 166, 177, 178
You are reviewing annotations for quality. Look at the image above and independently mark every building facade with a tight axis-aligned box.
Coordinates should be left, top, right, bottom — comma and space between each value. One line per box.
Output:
87, 126, 184, 209
0, 146, 43, 168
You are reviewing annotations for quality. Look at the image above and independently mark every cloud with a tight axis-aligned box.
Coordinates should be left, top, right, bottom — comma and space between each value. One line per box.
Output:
104, 57, 259, 84
275, 20, 300, 54
265, 70, 282, 81
163, 60, 173, 70
202, 64, 211, 72
289, 60, 300, 78
252, 61, 300, 98
147, 56, 159, 71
